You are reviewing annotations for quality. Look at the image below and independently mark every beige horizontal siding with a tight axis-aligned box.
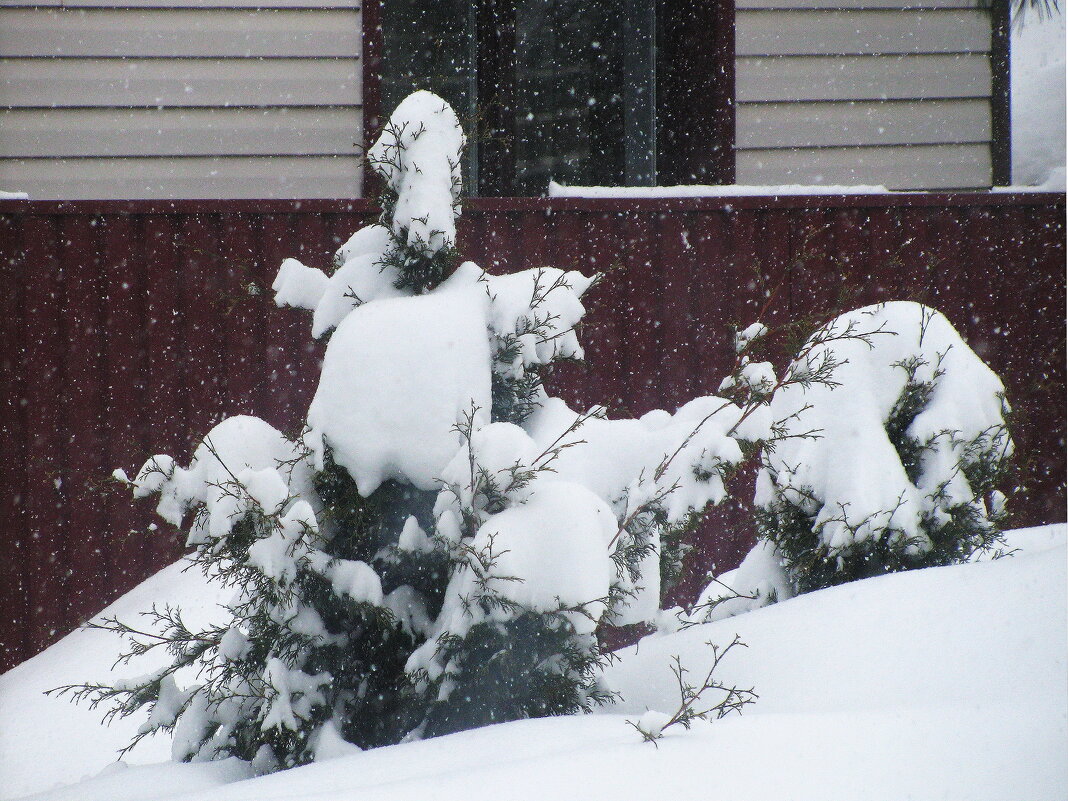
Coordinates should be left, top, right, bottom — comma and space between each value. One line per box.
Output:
738, 99, 991, 148
0, 155, 361, 199
736, 9, 991, 56
0, 3, 364, 198
734, 1, 994, 189
0, 57, 360, 108
737, 53, 991, 102
0, 0, 359, 7
0, 7, 360, 57
0, 107, 361, 157
736, 143, 991, 189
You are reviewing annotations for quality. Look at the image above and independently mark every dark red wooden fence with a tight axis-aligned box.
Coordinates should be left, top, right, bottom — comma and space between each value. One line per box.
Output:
1, 193, 1064, 672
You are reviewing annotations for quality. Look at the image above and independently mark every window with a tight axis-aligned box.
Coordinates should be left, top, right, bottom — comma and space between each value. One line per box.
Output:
380, 0, 732, 195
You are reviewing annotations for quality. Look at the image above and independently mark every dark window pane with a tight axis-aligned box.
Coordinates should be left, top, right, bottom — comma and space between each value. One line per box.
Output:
380, 0, 476, 181
513, 0, 625, 194
381, 0, 627, 195
381, 0, 473, 115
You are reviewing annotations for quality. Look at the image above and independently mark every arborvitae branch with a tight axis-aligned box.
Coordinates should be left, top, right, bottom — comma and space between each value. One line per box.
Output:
628, 635, 756, 743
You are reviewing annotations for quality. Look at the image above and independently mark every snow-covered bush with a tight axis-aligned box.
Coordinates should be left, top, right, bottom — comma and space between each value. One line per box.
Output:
755, 302, 1013, 593
59, 90, 771, 770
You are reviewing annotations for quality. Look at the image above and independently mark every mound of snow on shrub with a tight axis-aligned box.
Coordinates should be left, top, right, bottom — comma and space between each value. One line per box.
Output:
688, 540, 794, 623
757, 302, 1009, 557
306, 274, 491, 495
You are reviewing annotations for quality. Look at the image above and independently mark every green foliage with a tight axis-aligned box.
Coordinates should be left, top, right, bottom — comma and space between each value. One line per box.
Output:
490, 359, 544, 426
405, 405, 618, 738
488, 268, 590, 426
313, 455, 436, 566
376, 227, 460, 295
418, 611, 612, 738
658, 509, 700, 598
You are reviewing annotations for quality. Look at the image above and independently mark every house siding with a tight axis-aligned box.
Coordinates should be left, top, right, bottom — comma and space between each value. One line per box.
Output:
0, 2, 364, 199
734, 2, 999, 189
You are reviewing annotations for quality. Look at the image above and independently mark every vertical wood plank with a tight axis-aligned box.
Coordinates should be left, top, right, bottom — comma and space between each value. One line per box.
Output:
60, 214, 110, 627
541, 207, 595, 411
519, 208, 548, 272
141, 213, 187, 575
177, 213, 227, 438
585, 212, 627, 414
757, 207, 796, 335
0, 213, 29, 669
486, 210, 519, 275
788, 208, 837, 322
620, 211, 659, 416
289, 211, 330, 424
457, 206, 489, 267
861, 206, 896, 306
654, 210, 696, 409
101, 213, 153, 603
219, 212, 266, 419
829, 207, 868, 306
1009, 204, 1066, 526
958, 206, 1004, 365
261, 213, 310, 434
19, 213, 70, 654
926, 206, 967, 332
690, 209, 734, 398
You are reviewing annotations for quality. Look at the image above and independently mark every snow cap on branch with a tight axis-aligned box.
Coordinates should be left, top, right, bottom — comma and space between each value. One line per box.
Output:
408, 479, 616, 685
520, 395, 761, 625
273, 224, 411, 339
483, 266, 596, 370
525, 396, 755, 527
368, 90, 464, 259
689, 540, 793, 624
131, 415, 314, 545
274, 91, 465, 338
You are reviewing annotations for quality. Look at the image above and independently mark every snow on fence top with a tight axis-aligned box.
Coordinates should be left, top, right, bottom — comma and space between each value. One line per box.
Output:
548, 181, 891, 198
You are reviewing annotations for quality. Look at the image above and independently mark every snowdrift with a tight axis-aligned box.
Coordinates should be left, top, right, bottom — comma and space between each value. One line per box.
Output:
1, 525, 1064, 801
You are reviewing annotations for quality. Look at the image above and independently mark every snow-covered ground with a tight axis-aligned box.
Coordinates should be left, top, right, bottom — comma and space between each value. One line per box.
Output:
2, 523, 1063, 801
